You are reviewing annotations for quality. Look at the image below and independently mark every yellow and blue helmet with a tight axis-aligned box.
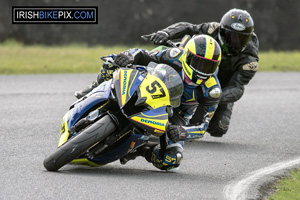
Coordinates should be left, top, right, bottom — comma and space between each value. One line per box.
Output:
181, 35, 222, 85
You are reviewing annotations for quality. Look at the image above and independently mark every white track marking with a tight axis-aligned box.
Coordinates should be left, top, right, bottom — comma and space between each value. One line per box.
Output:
223, 157, 300, 200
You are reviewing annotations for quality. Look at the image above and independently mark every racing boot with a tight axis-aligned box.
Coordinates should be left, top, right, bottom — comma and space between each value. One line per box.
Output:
120, 142, 157, 165
74, 65, 118, 99
74, 81, 99, 99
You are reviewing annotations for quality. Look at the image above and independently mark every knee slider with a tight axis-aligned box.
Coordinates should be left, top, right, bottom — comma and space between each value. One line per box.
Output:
150, 143, 183, 170
217, 114, 230, 131
164, 143, 183, 167
209, 117, 230, 137
218, 118, 229, 131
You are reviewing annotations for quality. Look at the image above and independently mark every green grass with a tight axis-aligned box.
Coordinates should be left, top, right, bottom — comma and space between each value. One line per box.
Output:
0, 40, 299, 74
268, 169, 300, 200
259, 51, 300, 71
0, 40, 154, 74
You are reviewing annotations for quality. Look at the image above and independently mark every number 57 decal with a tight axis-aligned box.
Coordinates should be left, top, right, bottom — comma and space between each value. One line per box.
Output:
146, 80, 166, 99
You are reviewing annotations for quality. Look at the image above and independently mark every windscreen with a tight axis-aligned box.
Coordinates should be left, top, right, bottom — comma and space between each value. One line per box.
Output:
148, 63, 183, 107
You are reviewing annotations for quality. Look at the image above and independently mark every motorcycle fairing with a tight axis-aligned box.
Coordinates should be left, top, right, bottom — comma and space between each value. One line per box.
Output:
58, 80, 112, 147
87, 134, 150, 165
70, 158, 102, 167
113, 68, 145, 108
129, 106, 169, 136
136, 73, 171, 109
58, 111, 71, 147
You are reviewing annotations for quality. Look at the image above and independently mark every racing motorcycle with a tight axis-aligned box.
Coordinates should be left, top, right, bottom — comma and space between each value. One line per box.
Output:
43, 60, 183, 171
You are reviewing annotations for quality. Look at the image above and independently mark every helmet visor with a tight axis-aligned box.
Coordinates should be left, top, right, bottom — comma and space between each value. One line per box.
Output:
220, 28, 252, 54
186, 50, 219, 77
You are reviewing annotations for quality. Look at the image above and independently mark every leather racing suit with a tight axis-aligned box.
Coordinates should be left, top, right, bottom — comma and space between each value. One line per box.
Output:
159, 22, 259, 137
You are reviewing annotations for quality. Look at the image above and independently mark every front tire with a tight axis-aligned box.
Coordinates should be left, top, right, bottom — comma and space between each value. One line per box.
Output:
43, 114, 118, 171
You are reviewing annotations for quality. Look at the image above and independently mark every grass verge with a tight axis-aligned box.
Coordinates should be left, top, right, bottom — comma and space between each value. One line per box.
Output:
0, 40, 300, 74
0, 40, 154, 74
267, 169, 300, 200
259, 51, 300, 71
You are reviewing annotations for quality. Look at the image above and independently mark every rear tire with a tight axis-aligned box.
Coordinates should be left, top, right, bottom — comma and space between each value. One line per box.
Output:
43, 114, 118, 171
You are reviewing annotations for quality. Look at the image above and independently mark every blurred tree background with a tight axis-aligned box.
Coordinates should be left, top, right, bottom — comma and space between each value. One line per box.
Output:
1, 0, 299, 50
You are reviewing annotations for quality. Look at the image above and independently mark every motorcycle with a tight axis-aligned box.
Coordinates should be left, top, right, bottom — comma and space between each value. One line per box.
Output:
43, 60, 183, 171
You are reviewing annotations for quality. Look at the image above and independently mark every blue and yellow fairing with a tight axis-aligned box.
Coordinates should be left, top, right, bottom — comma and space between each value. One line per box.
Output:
129, 106, 169, 136
58, 80, 113, 147
114, 68, 172, 136
113, 68, 145, 108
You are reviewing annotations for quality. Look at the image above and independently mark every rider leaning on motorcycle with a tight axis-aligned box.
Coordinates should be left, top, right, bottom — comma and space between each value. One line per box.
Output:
150, 8, 259, 137
113, 35, 222, 171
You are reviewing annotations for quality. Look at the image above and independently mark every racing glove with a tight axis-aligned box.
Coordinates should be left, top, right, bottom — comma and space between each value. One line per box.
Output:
167, 125, 188, 143
150, 31, 169, 45
114, 51, 134, 68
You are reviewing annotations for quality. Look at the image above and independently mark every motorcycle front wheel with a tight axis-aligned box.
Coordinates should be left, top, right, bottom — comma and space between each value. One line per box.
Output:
43, 114, 118, 171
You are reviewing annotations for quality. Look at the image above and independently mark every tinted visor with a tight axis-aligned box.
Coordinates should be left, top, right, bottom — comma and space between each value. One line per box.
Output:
220, 28, 252, 54
186, 50, 219, 77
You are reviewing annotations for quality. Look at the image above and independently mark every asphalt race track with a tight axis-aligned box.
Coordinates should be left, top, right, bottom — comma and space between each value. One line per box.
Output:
1, 72, 299, 200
